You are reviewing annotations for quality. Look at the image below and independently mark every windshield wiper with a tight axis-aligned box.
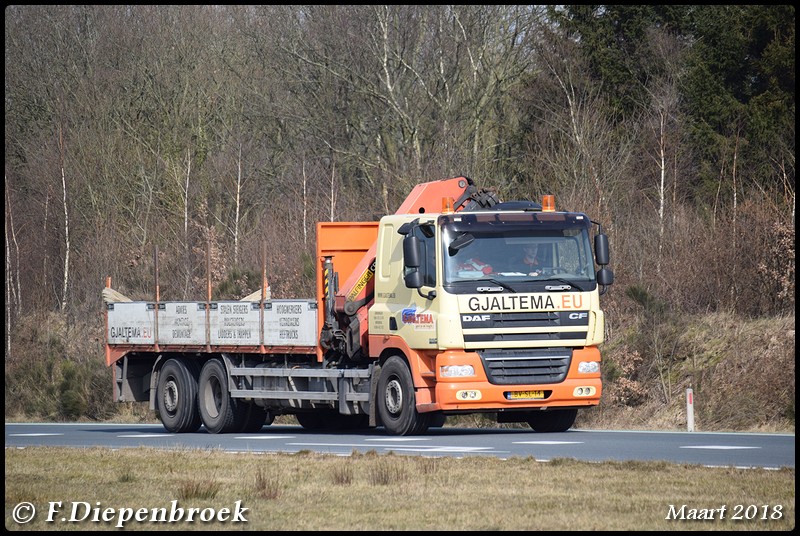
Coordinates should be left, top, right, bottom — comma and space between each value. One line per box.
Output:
542, 277, 579, 291
471, 278, 516, 292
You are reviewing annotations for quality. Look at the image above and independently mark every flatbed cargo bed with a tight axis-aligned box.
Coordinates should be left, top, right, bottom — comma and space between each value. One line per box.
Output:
105, 298, 318, 365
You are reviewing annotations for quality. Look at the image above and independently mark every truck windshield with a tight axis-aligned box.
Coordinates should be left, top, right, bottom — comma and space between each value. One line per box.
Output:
440, 212, 596, 291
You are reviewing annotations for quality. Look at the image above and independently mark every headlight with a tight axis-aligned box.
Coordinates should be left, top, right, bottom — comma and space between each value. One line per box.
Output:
440, 365, 475, 377
578, 361, 600, 374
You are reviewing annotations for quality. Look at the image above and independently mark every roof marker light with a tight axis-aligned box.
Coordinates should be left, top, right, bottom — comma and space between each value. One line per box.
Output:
442, 197, 455, 214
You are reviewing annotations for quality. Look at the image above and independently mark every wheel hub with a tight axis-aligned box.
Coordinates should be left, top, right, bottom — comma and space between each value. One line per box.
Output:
385, 378, 403, 415
163, 380, 178, 413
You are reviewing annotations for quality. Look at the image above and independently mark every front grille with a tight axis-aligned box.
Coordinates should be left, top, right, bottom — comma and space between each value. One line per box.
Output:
460, 310, 589, 347
479, 348, 572, 385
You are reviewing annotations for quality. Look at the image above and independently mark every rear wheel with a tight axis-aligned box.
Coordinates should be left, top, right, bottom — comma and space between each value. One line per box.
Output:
377, 356, 429, 435
527, 409, 578, 433
156, 358, 202, 433
198, 359, 238, 434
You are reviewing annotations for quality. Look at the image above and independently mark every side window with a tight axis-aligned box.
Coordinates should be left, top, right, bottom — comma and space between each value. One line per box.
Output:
414, 226, 436, 286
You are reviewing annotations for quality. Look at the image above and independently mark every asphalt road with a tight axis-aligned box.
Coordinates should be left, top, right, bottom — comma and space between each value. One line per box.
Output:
5, 422, 794, 469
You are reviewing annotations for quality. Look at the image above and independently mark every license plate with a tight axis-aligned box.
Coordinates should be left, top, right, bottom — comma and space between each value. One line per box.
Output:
508, 390, 545, 400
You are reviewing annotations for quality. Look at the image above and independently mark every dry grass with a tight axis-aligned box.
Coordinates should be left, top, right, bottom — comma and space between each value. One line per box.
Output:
5, 447, 795, 531
585, 312, 795, 434
253, 468, 282, 500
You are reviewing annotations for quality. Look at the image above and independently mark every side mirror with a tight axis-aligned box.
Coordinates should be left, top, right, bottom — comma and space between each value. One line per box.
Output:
403, 235, 422, 289
404, 270, 423, 289
403, 235, 421, 268
597, 267, 614, 286
594, 233, 610, 266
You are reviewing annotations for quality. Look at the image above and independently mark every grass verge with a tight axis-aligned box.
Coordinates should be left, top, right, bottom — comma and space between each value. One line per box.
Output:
5, 447, 795, 531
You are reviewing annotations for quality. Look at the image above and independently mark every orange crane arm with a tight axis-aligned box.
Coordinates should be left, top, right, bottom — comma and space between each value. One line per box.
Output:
315, 176, 498, 362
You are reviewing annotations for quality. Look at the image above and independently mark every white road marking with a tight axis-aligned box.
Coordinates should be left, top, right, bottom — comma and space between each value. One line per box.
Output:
233, 436, 296, 440
289, 442, 382, 448
680, 445, 760, 450
9, 433, 64, 437
513, 440, 584, 445
364, 438, 431, 442
390, 446, 495, 453
117, 434, 174, 438
288, 442, 493, 452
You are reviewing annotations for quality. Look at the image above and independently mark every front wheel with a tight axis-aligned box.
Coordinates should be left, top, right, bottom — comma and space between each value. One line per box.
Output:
428, 412, 447, 428
156, 358, 202, 433
377, 356, 429, 436
527, 409, 578, 433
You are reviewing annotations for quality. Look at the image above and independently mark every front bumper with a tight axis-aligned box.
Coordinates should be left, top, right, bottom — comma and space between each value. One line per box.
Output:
435, 377, 601, 411
432, 346, 602, 411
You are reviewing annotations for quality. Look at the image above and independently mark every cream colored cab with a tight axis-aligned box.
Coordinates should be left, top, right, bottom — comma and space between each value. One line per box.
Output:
369, 212, 607, 352
369, 215, 441, 349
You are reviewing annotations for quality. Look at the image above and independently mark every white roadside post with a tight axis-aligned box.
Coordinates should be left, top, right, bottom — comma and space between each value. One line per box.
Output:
686, 388, 695, 432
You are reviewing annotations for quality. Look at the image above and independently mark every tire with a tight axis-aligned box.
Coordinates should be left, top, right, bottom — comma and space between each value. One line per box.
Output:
295, 410, 335, 431
377, 355, 428, 436
296, 410, 369, 431
198, 359, 238, 434
527, 409, 578, 433
236, 403, 273, 433
428, 412, 447, 428
335, 413, 371, 430
156, 358, 202, 433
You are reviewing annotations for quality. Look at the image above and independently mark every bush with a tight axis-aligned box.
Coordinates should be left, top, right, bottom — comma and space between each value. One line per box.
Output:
5, 311, 116, 421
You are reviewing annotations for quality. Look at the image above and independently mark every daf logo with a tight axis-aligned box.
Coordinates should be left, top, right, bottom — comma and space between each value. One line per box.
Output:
569, 312, 588, 320
462, 314, 491, 322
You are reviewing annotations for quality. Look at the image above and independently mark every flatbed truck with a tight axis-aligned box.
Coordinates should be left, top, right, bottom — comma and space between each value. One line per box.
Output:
103, 176, 613, 435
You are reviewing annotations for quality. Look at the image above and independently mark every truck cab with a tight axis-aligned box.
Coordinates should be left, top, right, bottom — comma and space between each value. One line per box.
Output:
367, 198, 613, 434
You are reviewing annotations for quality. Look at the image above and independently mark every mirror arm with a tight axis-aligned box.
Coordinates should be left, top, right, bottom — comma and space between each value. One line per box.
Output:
417, 288, 437, 300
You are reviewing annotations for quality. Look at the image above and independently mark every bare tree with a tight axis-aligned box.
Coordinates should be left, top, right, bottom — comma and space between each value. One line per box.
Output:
639, 28, 686, 276
58, 125, 71, 311
524, 28, 634, 225
302, 159, 308, 247
233, 144, 243, 266
5, 179, 23, 358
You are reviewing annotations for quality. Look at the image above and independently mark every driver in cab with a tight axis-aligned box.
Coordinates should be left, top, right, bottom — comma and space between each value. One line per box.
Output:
520, 244, 545, 276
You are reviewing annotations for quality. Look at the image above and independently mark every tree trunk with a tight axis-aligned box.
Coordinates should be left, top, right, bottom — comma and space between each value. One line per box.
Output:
59, 125, 70, 312
234, 144, 242, 267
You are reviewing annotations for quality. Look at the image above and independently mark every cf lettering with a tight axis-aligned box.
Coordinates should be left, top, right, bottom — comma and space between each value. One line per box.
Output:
569, 312, 588, 320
